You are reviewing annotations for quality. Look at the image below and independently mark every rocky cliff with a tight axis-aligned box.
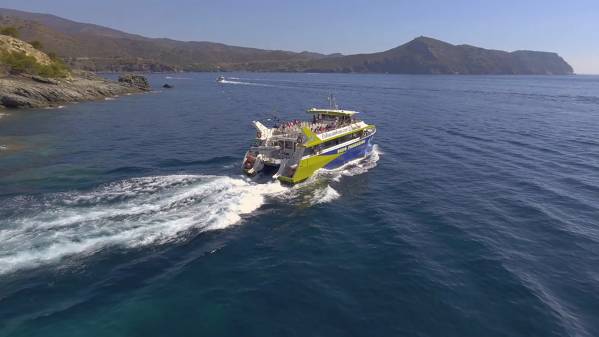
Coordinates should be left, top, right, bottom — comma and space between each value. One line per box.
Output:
0, 35, 150, 109
0, 71, 149, 109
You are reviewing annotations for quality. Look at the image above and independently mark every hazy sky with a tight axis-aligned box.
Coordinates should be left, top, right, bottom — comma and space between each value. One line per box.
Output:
1, 0, 597, 73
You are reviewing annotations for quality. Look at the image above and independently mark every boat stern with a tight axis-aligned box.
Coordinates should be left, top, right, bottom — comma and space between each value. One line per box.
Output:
241, 151, 265, 176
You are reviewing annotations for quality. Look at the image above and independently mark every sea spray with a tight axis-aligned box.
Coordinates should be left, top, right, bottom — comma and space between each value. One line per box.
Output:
0, 175, 285, 274
319, 144, 382, 182
312, 185, 341, 204
0, 146, 379, 274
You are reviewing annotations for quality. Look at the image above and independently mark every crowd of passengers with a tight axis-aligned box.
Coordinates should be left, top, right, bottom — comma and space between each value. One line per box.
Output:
276, 115, 355, 134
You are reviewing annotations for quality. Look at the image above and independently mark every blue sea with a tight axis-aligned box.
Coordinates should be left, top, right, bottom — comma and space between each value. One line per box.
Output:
1, 73, 599, 337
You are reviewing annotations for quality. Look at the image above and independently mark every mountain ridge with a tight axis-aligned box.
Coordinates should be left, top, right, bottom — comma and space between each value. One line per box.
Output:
299, 36, 573, 75
0, 8, 574, 74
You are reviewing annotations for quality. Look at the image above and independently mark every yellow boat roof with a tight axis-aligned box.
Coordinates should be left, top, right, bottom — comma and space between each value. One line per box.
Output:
306, 108, 360, 116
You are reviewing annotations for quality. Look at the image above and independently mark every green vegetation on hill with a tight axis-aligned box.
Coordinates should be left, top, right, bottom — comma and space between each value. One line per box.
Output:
0, 25, 19, 38
29, 40, 42, 50
1, 50, 70, 78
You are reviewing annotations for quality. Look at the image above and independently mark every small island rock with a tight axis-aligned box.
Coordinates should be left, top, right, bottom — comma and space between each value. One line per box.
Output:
118, 74, 151, 91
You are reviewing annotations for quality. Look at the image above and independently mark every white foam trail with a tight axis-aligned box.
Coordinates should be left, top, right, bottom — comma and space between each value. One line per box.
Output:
165, 76, 192, 80
312, 185, 340, 204
0, 175, 286, 275
220, 79, 272, 87
0, 147, 381, 274
43, 105, 65, 110
280, 144, 382, 203
320, 144, 382, 182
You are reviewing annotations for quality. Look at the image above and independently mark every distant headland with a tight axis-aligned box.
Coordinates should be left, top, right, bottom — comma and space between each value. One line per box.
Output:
0, 7, 573, 75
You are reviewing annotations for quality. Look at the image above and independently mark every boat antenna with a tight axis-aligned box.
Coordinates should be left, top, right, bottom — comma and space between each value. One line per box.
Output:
328, 93, 338, 109
271, 109, 281, 126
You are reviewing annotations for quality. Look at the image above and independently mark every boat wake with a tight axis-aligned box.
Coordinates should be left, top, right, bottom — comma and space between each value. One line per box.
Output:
165, 76, 192, 80
220, 79, 272, 87
0, 175, 285, 275
0, 146, 380, 275
311, 185, 341, 204
284, 145, 382, 205
319, 144, 382, 182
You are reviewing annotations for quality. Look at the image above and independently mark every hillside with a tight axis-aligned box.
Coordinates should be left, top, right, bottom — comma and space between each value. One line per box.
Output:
0, 8, 329, 72
0, 33, 71, 78
0, 8, 574, 74
0, 33, 150, 109
0, 34, 52, 65
300, 37, 574, 75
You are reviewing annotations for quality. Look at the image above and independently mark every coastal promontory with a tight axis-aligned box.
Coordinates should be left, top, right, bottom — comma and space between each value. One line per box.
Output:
0, 34, 150, 110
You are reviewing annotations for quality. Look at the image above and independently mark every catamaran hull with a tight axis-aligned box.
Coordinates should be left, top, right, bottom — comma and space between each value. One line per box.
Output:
323, 134, 374, 169
278, 133, 375, 184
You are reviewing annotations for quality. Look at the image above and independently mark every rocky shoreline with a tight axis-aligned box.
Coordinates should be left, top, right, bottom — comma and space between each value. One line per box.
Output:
0, 71, 151, 110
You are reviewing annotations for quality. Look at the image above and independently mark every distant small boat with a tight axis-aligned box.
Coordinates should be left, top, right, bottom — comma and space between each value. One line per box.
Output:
217, 76, 225, 83
163, 83, 173, 88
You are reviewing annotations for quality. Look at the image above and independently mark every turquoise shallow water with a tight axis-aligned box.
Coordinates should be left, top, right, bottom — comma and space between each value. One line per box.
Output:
1, 73, 599, 337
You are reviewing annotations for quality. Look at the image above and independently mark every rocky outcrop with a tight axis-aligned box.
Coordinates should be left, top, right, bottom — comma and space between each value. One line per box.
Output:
0, 34, 151, 110
118, 74, 151, 91
0, 71, 151, 109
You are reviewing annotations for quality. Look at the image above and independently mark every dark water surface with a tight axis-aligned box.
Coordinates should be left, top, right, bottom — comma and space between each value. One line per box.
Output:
1, 73, 599, 337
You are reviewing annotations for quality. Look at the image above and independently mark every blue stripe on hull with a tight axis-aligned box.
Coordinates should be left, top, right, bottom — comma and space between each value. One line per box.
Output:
323, 134, 375, 169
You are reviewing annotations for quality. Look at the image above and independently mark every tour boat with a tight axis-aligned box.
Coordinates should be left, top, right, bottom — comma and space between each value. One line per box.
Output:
242, 97, 376, 184
217, 76, 225, 83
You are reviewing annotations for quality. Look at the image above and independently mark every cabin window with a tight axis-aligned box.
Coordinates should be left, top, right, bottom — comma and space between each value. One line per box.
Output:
304, 130, 364, 156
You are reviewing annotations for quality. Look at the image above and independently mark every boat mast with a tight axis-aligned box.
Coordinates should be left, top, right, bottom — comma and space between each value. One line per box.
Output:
328, 93, 339, 109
